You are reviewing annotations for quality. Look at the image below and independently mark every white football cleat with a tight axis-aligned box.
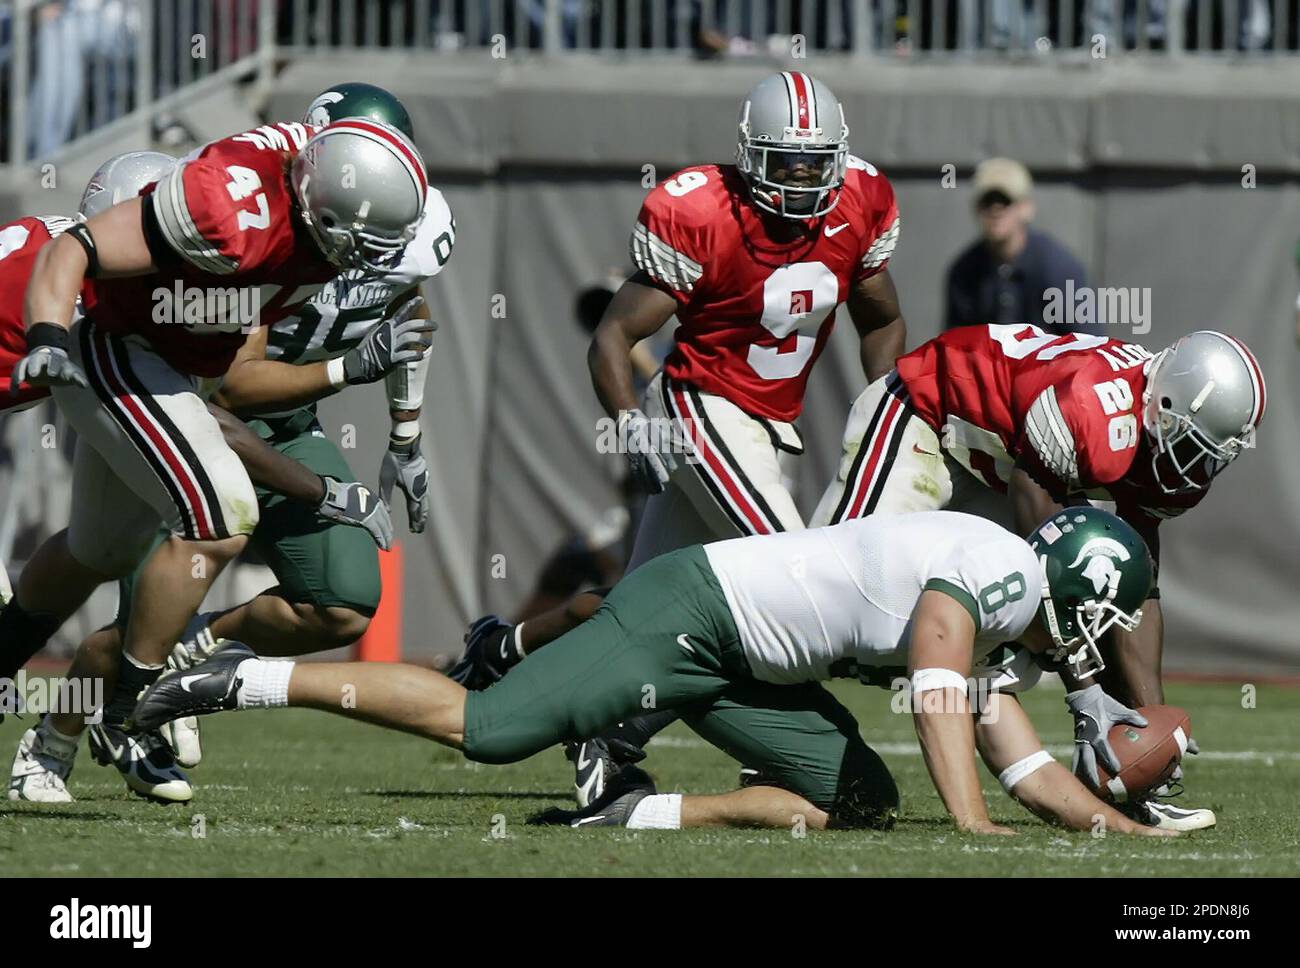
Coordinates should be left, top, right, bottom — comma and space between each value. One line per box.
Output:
1141, 800, 1216, 831
160, 717, 202, 769
9, 726, 76, 803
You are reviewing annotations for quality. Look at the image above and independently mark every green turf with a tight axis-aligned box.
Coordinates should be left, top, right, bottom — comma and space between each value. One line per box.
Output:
1, 680, 1297, 876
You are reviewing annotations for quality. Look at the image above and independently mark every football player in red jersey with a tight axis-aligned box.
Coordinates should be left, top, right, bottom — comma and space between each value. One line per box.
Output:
564, 72, 905, 803
0, 122, 425, 782
813, 323, 1265, 830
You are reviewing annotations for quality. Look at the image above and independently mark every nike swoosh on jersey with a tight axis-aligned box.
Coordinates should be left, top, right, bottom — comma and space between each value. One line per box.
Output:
824, 222, 851, 237
676, 634, 696, 654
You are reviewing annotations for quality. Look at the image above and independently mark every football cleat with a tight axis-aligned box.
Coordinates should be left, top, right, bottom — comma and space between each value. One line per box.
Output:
88, 724, 192, 804
160, 717, 203, 769
8, 726, 75, 803
129, 643, 254, 734
528, 765, 655, 828
566, 736, 647, 809
447, 615, 516, 691
157, 613, 231, 768
1137, 800, 1216, 832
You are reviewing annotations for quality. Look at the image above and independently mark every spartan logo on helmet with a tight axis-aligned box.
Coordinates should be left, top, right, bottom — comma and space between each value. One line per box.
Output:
1068, 537, 1131, 597
1029, 508, 1153, 680
302, 82, 415, 140
305, 91, 345, 129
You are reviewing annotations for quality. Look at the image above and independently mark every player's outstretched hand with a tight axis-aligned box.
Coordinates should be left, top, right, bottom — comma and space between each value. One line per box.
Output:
1066, 683, 1148, 788
318, 475, 393, 550
621, 408, 679, 494
379, 436, 430, 533
959, 819, 1017, 836
340, 296, 435, 385
11, 324, 89, 394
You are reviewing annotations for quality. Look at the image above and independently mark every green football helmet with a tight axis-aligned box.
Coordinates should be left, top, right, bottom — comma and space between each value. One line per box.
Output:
1027, 507, 1154, 680
303, 82, 414, 140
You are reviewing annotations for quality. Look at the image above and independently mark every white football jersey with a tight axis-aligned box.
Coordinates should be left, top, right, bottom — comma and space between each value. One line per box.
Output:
265, 186, 455, 366
703, 511, 1042, 685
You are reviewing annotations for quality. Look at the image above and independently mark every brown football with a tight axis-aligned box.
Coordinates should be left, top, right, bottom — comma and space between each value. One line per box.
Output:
1087, 705, 1193, 803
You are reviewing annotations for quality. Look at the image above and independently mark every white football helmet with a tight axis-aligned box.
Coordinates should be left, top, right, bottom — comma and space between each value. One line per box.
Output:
1142, 331, 1265, 494
80, 150, 175, 219
736, 71, 850, 220
290, 119, 427, 276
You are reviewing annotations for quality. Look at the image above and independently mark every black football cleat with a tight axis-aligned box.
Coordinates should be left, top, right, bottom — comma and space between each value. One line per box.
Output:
448, 615, 517, 690
88, 724, 192, 804
528, 765, 656, 828
128, 643, 254, 733
566, 736, 648, 808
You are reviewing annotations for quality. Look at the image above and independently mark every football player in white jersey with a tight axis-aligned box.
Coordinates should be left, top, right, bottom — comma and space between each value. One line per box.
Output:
132, 507, 1174, 837
12, 84, 454, 802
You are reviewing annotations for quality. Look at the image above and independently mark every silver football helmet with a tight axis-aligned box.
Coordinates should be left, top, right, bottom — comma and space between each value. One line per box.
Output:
1142, 331, 1266, 494
736, 71, 850, 220
80, 150, 175, 219
290, 119, 427, 276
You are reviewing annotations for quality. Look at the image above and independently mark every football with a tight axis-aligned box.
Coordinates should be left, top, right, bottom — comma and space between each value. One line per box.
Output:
1089, 705, 1194, 803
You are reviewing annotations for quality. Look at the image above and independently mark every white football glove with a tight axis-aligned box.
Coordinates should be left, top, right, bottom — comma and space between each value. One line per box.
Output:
11, 324, 88, 394
621, 408, 680, 495
379, 436, 430, 533
1066, 684, 1148, 788
318, 476, 394, 551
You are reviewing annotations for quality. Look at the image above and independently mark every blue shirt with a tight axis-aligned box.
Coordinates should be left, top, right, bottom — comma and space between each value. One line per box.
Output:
944, 228, 1098, 335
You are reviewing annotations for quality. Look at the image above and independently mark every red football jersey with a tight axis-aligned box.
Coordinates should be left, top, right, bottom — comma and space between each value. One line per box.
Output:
82, 122, 336, 377
896, 324, 1206, 524
632, 158, 900, 422
0, 215, 76, 412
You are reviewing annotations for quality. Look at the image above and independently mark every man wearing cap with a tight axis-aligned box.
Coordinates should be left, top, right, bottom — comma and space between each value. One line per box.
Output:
944, 158, 1096, 336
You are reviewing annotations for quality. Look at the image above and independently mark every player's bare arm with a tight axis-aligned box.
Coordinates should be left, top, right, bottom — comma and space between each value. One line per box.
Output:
847, 267, 906, 381
908, 589, 1012, 835
215, 292, 433, 416
975, 693, 1173, 837
25, 197, 157, 328
587, 271, 677, 418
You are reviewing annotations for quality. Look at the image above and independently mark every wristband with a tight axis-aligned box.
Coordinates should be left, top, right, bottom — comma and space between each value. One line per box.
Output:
390, 420, 421, 442
326, 357, 347, 390
998, 749, 1055, 793
27, 322, 71, 351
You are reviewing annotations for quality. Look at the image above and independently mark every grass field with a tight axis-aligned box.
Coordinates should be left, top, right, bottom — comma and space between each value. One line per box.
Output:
1, 679, 1297, 877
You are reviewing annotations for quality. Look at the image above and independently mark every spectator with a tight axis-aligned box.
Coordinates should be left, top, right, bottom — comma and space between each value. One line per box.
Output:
944, 157, 1096, 335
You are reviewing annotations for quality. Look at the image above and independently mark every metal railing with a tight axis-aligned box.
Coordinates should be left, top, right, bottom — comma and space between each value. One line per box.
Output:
1, 0, 276, 170
0, 0, 1296, 168
277, 0, 1297, 55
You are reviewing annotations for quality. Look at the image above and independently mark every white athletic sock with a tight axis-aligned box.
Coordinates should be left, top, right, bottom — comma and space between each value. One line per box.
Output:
39, 715, 82, 754
234, 659, 294, 709
123, 652, 164, 671
625, 793, 683, 830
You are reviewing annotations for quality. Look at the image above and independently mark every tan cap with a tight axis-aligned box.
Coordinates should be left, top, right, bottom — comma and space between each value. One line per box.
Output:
973, 157, 1033, 202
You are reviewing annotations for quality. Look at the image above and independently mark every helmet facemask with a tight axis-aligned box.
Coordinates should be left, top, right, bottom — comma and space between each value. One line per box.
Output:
293, 171, 418, 279
736, 101, 848, 221
1037, 558, 1143, 681
1143, 351, 1253, 495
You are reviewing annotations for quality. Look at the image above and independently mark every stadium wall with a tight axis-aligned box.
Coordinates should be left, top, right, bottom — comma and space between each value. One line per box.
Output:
6, 54, 1300, 676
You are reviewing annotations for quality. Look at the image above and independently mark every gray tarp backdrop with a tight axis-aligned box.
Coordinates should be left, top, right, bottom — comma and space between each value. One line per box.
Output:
4, 55, 1300, 676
